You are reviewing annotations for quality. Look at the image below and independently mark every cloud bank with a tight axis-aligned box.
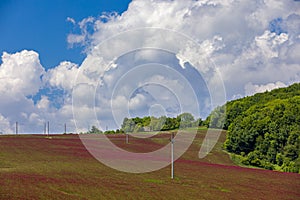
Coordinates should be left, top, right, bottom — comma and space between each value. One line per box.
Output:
0, 0, 299, 133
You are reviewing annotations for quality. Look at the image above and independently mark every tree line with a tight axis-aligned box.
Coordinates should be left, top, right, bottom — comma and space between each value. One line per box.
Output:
206, 83, 300, 173
88, 112, 204, 134
121, 112, 203, 132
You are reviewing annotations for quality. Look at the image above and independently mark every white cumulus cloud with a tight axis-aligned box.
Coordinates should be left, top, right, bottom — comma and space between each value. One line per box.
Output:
1, 0, 300, 133
44, 61, 79, 91
0, 50, 44, 97
245, 81, 287, 96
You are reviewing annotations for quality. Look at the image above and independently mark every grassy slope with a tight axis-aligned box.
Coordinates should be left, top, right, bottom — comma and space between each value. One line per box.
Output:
0, 131, 299, 200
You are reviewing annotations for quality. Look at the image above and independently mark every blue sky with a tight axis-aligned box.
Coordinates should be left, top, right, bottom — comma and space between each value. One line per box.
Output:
0, 0, 131, 69
0, 0, 299, 133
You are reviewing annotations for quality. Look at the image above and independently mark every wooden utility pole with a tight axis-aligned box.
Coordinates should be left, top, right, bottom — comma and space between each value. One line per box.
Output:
171, 132, 174, 179
15, 122, 18, 135
47, 121, 49, 136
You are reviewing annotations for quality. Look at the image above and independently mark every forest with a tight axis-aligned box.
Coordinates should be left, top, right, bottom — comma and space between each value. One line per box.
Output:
207, 83, 300, 173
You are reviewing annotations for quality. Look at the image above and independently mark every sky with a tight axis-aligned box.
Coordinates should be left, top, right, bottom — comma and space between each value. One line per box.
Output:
0, 0, 299, 134
0, 0, 131, 69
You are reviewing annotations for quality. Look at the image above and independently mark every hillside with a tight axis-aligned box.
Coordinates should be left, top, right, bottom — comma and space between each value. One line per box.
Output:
207, 83, 300, 172
0, 132, 299, 199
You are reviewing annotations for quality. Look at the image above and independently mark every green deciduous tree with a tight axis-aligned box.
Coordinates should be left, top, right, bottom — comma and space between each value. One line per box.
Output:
220, 83, 300, 173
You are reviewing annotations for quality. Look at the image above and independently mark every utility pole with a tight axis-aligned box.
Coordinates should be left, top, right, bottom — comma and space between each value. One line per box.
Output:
44, 122, 46, 135
126, 132, 129, 144
64, 123, 67, 134
171, 132, 174, 179
15, 122, 18, 135
47, 121, 49, 136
